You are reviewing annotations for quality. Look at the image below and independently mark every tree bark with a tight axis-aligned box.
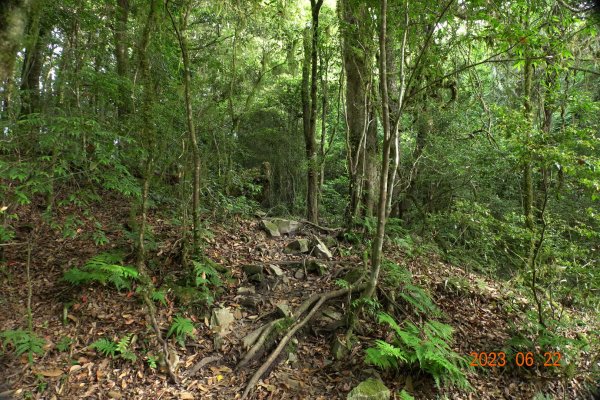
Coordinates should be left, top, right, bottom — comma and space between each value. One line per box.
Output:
113, 0, 130, 118
0, 0, 28, 87
167, 1, 202, 251
340, 0, 375, 222
19, 0, 46, 118
302, 0, 323, 224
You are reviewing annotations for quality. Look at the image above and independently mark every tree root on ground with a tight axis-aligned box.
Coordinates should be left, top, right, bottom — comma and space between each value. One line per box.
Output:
240, 282, 366, 399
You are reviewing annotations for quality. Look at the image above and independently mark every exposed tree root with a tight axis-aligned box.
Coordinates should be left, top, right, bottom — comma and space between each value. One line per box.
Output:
300, 219, 344, 235
240, 282, 366, 399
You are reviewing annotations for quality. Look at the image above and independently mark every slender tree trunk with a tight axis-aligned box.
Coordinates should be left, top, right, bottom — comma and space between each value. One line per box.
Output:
113, 0, 130, 118
365, 0, 392, 298
135, 0, 158, 265
167, 1, 201, 251
365, 0, 408, 298
19, 1, 46, 118
302, 0, 323, 224
340, 0, 373, 222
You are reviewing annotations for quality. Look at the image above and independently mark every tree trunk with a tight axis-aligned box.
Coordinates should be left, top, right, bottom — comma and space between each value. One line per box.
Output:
113, 0, 130, 118
340, 0, 374, 222
302, 0, 323, 224
167, 1, 202, 251
365, 0, 392, 298
19, 1, 46, 118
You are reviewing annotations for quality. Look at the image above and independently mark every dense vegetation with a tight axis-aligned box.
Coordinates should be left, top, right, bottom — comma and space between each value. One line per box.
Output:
1, 0, 598, 399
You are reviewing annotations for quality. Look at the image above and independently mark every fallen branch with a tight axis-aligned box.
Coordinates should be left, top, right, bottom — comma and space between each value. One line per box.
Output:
240, 282, 366, 399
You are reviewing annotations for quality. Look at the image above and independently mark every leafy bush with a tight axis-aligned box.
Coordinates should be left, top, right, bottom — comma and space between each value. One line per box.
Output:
63, 252, 138, 291
365, 313, 470, 389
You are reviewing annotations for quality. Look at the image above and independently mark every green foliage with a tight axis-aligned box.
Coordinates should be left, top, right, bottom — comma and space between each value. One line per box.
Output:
0, 329, 46, 363
399, 284, 441, 317
63, 252, 138, 291
146, 354, 159, 369
90, 334, 137, 362
365, 313, 470, 389
90, 338, 117, 357
398, 390, 415, 400
167, 315, 196, 346
56, 336, 73, 352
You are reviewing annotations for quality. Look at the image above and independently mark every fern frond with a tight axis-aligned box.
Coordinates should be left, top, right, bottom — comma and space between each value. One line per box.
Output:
90, 338, 118, 357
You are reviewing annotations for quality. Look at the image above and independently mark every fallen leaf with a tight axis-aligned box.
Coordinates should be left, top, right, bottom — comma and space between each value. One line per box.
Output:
180, 392, 195, 399
35, 368, 63, 377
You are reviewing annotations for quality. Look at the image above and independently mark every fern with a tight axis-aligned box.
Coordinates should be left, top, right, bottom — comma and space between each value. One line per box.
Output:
192, 259, 221, 287
63, 252, 138, 291
366, 313, 470, 390
90, 334, 137, 362
398, 390, 415, 400
0, 329, 46, 363
90, 338, 118, 357
167, 316, 195, 346
399, 284, 440, 317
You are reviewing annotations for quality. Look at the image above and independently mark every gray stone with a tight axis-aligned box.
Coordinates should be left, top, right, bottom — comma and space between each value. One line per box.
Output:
284, 239, 310, 254
331, 336, 349, 360
322, 236, 338, 249
238, 293, 262, 309
210, 307, 235, 334
242, 264, 264, 276
262, 220, 280, 237
313, 237, 332, 259
294, 269, 304, 279
268, 264, 284, 276
272, 219, 300, 235
307, 260, 328, 276
275, 302, 293, 318
347, 378, 390, 400
237, 286, 256, 295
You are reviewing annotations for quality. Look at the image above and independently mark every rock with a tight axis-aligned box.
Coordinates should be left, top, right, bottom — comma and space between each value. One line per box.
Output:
343, 268, 365, 284
347, 378, 390, 400
294, 269, 304, 279
243, 265, 264, 284
268, 264, 284, 276
238, 293, 262, 309
250, 273, 264, 284
237, 286, 256, 295
322, 236, 338, 249
262, 220, 281, 237
284, 239, 310, 254
273, 219, 300, 235
275, 302, 292, 318
313, 237, 332, 259
307, 260, 328, 276
331, 336, 349, 360
242, 264, 264, 275
287, 352, 298, 364
210, 307, 235, 334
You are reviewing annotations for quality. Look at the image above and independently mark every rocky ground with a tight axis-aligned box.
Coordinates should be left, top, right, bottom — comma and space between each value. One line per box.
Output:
0, 197, 598, 399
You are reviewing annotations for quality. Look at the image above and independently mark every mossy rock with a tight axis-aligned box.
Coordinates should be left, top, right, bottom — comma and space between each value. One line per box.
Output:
347, 378, 390, 400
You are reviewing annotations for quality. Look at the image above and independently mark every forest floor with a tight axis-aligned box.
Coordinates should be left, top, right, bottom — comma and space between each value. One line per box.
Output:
0, 195, 598, 400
